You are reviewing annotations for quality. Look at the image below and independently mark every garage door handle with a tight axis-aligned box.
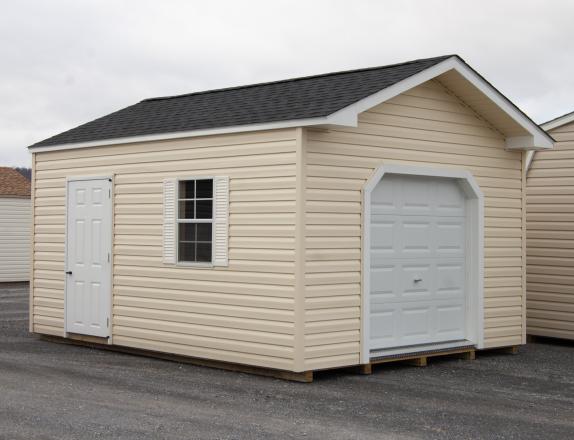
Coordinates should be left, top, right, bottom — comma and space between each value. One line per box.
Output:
65, 271, 72, 275
413, 277, 422, 282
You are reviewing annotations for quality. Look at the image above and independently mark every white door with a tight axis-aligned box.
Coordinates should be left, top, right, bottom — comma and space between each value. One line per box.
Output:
65, 178, 112, 338
369, 174, 467, 352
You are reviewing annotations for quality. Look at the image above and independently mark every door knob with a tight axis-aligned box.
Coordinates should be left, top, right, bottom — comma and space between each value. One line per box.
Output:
413, 276, 422, 283
65, 271, 72, 275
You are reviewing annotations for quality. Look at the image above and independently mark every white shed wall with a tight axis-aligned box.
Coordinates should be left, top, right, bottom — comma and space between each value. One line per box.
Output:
0, 197, 31, 282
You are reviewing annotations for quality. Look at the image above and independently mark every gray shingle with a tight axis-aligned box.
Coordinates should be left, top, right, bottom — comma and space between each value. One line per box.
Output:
31, 55, 455, 148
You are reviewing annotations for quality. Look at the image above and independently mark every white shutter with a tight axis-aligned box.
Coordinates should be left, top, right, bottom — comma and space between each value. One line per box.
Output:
213, 176, 229, 266
163, 178, 177, 264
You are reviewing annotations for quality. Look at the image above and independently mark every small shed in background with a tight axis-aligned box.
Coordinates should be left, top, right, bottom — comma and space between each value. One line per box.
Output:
526, 112, 574, 341
0, 167, 31, 282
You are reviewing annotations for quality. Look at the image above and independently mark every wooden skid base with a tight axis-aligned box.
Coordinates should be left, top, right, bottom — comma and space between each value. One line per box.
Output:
39, 335, 313, 383
453, 350, 476, 360
405, 357, 428, 367
370, 347, 476, 368
39, 335, 488, 382
494, 345, 519, 355
346, 364, 373, 375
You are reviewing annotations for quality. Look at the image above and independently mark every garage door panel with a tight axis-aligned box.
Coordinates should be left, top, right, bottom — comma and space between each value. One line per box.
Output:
402, 177, 433, 214
434, 179, 466, 216
370, 309, 396, 344
369, 174, 468, 353
401, 306, 432, 340
436, 262, 465, 298
436, 219, 465, 257
372, 215, 465, 259
402, 220, 433, 256
436, 304, 466, 340
400, 263, 432, 298
370, 219, 396, 254
371, 260, 464, 303
370, 266, 396, 299
370, 300, 467, 349
371, 174, 466, 217
371, 175, 400, 215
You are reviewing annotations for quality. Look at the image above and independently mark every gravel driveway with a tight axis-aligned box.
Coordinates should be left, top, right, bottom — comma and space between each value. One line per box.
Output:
1, 283, 573, 439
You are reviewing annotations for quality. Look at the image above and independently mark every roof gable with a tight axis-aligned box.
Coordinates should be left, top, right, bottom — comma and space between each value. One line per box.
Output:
29, 55, 553, 152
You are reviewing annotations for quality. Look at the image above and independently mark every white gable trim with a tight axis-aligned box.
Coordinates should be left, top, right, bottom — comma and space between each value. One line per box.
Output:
29, 56, 553, 153
542, 111, 574, 131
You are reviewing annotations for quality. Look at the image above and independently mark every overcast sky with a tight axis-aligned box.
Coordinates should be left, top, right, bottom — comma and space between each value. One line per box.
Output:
1, 0, 573, 166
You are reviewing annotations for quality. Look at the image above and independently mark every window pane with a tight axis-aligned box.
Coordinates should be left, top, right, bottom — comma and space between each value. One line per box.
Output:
196, 179, 213, 199
179, 223, 196, 242
178, 200, 194, 219
178, 241, 195, 262
196, 242, 212, 262
197, 223, 212, 242
179, 180, 195, 199
196, 199, 212, 219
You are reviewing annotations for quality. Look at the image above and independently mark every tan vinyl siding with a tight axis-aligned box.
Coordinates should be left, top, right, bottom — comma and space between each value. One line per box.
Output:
32, 129, 299, 370
526, 120, 574, 340
0, 197, 31, 282
303, 79, 525, 369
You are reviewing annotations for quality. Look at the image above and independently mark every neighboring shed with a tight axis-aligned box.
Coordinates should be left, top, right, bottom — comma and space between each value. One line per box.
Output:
0, 167, 31, 282
526, 112, 574, 341
28, 55, 553, 380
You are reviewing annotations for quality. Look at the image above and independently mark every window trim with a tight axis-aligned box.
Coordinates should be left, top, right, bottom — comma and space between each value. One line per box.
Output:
176, 176, 216, 267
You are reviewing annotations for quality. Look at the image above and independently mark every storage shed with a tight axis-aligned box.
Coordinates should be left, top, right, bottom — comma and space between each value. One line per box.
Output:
28, 55, 553, 380
526, 111, 574, 341
0, 167, 31, 282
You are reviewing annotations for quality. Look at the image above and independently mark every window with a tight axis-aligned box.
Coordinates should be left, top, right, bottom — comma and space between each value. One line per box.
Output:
177, 179, 213, 263
163, 176, 228, 267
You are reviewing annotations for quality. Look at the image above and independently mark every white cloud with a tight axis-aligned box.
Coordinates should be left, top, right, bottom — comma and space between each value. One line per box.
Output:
1, 0, 573, 166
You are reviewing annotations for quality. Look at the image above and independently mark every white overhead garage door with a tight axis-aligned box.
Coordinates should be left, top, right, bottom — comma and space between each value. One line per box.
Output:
369, 174, 469, 354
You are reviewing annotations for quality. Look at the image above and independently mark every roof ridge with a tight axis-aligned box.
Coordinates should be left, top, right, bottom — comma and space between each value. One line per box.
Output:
142, 54, 458, 103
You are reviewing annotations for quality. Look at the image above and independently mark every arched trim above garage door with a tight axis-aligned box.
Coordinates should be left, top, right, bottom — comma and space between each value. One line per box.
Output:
361, 165, 484, 364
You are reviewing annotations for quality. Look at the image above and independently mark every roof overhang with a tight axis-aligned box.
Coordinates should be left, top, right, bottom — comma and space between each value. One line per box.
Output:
29, 56, 554, 153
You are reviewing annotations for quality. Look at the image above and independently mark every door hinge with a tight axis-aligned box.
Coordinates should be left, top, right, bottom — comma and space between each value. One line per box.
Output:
107, 318, 109, 328
108, 252, 110, 263
109, 189, 111, 198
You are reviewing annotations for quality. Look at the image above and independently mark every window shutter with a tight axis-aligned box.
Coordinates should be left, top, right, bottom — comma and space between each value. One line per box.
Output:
163, 178, 177, 264
213, 176, 229, 266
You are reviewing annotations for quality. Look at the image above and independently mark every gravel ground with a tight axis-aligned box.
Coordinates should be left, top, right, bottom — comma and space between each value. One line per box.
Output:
1, 282, 573, 440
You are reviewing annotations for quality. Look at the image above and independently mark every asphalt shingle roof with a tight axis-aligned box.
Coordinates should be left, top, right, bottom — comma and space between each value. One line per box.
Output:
0, 167, 31, 198
31, 55, 455, 148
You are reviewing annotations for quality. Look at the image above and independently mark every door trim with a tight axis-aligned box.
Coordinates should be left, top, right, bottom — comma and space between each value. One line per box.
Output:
361, 165, 484, 363
64, 175, 113, 342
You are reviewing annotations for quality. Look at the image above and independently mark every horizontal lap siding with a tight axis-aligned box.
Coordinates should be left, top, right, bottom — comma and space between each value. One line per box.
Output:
303, 80, 524, 369
526, 121, 574, 340
0, 198, 31, 282
32, 129, 298, 370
